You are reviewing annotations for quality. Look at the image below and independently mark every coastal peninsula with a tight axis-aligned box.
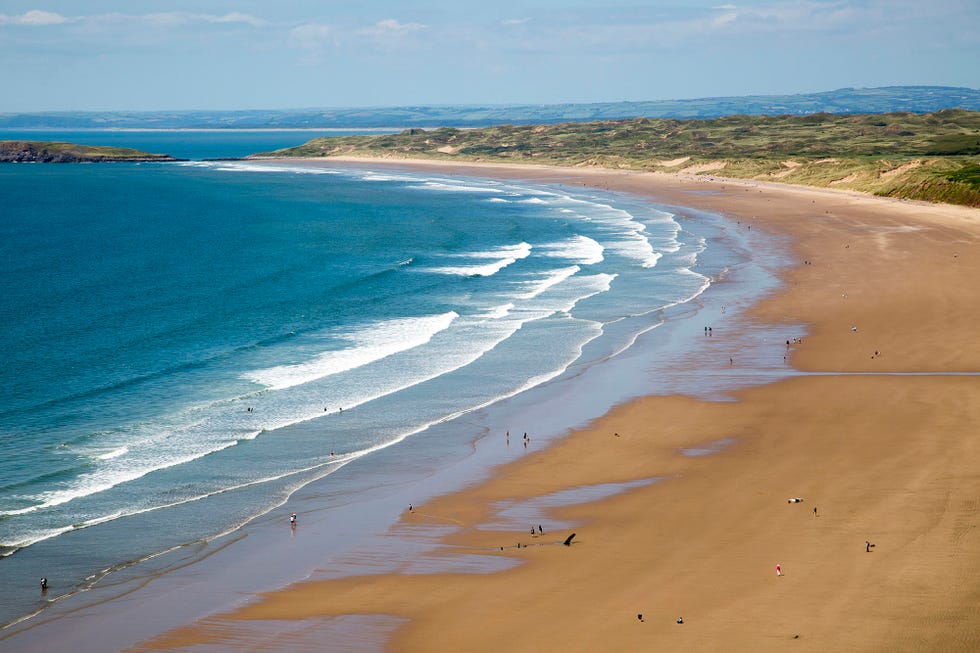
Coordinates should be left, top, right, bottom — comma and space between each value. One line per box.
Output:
0, 140, 178, 163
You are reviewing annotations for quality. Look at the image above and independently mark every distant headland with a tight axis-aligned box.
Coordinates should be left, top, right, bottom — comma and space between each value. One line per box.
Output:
0, 141, 178, 163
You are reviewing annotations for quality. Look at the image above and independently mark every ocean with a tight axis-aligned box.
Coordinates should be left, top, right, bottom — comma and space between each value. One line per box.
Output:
0, 132, 792, 639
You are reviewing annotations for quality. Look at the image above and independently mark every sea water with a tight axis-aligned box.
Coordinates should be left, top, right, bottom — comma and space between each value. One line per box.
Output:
0, 134, 784, 633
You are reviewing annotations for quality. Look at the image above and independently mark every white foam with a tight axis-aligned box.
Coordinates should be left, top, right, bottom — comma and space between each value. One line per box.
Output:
464, 242, 532, 260
539, 235, 605, 265
179, 161, 338, 175
524, 272, 616, 315
245, 312, 459, 391
95, 447, 129, 461
426, 243, 531, 277
358, 173, 418, 182
426, 260, 514, 277
476, 303, 515, 319
414, 181, 500, 194
515, 266, 581, 300
1, 440, 239, 518
548, 194, 668, 268
1, 524, 75, 555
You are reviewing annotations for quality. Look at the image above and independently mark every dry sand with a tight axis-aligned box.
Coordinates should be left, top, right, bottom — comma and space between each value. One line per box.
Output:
135, 161, 980, 652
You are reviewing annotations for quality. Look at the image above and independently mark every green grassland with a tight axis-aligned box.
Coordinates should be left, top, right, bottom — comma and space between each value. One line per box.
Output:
259, 109, 980, 207
0, 141, 176, 162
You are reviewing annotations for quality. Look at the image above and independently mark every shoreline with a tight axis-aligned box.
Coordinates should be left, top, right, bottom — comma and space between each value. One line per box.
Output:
14, 160, 980, 651
0, 158, 786, 649
157, 159, 980, 651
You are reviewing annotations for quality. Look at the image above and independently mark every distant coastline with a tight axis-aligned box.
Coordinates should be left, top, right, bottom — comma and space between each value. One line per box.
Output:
3, 86, 978, 130
0, 140, 178, 163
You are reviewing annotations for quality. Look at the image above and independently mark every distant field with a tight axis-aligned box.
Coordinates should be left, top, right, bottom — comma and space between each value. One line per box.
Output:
261, 109, 980, 207
3, 86, 979, 129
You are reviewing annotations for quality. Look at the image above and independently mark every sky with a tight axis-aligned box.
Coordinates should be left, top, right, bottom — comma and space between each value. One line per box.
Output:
0, 0, 977, 112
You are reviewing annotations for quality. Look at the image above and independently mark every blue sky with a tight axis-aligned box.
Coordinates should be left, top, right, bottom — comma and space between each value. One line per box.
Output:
1, 1, 977, 111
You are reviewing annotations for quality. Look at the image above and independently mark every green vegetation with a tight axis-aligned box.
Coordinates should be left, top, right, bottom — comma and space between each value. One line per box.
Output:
946, 163, 980, 186
259, 110, 980, 208
0, 141, 176, 162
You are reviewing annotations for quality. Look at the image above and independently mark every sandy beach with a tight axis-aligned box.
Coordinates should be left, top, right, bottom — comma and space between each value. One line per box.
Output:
134, 161, 980, 652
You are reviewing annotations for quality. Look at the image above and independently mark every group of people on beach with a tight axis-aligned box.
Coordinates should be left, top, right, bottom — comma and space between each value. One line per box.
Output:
505, 430, 531, 448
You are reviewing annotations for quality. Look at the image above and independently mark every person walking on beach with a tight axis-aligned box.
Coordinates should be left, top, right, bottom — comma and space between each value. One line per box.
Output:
776, 564, 782, 576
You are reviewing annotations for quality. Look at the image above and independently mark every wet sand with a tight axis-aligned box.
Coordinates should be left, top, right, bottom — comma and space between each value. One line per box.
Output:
136, 161, 980, 652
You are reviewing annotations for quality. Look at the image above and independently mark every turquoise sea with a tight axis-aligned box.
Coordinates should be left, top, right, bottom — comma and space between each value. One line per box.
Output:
0, 132, 792, 642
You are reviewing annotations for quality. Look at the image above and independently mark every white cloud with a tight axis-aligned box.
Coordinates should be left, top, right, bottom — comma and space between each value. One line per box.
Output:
0, 10, 265, 29
726, 1, 858, 32
210, 12, 267, 28
711, 10, 738, 28
0, 10, 69, 26
290, 22, 334, 50
138, 12, 266, 28
522, 0, 865, 55
502, 18, 531, 27
359, 19, 427, 38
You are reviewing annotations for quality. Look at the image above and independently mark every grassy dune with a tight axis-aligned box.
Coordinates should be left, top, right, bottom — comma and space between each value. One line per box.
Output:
259, 109, 980, 207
